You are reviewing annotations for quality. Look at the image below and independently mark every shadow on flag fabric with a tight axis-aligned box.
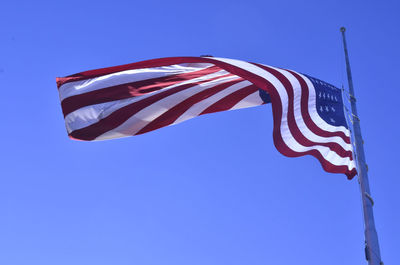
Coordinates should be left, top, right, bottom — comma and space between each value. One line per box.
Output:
56, 56, 356, 179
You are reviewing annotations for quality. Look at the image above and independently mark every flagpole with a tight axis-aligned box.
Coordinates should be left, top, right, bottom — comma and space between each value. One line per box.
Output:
340, 27, 383, 265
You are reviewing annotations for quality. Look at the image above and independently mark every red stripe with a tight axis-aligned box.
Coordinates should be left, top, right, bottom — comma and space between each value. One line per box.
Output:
61, 66, 221, 117
57, 57, 216, 88
253, 64, 353, 159
200, 85, 259, 115
69, 73, 234, 141
136, 78, 245, 135
287, 70, 351, 143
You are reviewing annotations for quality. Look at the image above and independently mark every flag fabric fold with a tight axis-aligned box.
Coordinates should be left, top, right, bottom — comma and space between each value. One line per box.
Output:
56, 56, 356, 179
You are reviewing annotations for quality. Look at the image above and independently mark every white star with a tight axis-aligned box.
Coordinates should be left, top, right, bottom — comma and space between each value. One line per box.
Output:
330, 118, 336, 123
323, 93, 326, 99
320, 106, 323, 112
325, 106, 329, 111
331, 107, 336, 112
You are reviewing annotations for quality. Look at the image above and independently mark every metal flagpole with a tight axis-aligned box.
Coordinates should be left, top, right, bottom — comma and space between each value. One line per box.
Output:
340, 27, 383, 265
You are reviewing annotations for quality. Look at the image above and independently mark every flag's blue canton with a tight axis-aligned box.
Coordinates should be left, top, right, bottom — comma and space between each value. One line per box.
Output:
259, 89, 271, 104
305, 75, 348, 129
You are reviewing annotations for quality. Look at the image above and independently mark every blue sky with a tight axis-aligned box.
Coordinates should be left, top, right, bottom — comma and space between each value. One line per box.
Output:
1, 0, 399, 264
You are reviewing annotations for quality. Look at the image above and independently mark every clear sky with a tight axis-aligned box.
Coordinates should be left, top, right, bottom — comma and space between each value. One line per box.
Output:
1, 1, 399, 264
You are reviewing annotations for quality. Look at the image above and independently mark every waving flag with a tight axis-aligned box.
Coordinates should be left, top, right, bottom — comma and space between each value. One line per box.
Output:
56, 57, 356, 178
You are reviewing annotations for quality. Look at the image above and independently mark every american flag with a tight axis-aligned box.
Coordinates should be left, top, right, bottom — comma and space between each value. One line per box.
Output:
56, 56, 356, 178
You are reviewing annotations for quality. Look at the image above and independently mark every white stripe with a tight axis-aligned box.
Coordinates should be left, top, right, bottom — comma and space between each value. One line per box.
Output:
95, 75, 242, 140
210, 57, 355, 170
269, 67, 353, 152
172, 80, 254, 124
230, 90, 264, 110
58, 63, 214, 101
65, 98, 135, 134
65, 69, 230, 133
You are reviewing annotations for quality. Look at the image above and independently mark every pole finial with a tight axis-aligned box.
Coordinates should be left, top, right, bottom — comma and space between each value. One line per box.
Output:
340, 27, 346, 33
